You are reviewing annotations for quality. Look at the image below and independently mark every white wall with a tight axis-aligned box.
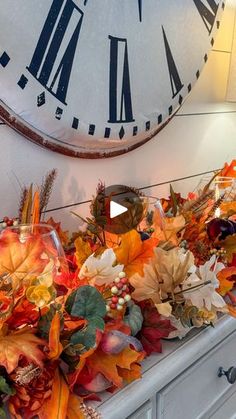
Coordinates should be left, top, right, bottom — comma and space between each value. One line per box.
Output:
0, 0, 236, 231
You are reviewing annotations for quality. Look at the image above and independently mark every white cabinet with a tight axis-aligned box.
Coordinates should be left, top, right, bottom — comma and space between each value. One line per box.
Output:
209, 390, 236, 419
157, 331, 236, 419
127, 401, 153, 419
96, 316, 236, 419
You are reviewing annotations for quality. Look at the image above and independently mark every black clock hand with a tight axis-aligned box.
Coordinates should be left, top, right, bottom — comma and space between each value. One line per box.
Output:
138, 0, 142, 22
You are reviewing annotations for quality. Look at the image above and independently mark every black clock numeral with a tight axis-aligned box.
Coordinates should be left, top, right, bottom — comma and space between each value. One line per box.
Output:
138, 0, 142, 22
27, 0, 83, 105
193, 0, 219, 34
162, 27, 184, 99
108, 36, 134, 124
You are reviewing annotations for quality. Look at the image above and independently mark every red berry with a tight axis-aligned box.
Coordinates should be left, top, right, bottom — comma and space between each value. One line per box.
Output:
111, 296, 118, 303
121, 278, 128, 284
117, 283, 123, 290
3, 217, 9, 223
110, 303, 117, 310
7, 220, 13, 226
121, 291, 127, 298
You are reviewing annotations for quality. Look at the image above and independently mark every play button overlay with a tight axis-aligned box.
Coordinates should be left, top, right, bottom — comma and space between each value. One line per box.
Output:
110, 200, 128, 219
93, 184, 147, 234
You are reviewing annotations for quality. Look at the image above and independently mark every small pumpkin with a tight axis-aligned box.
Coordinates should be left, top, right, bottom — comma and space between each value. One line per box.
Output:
124, 302, 143, 336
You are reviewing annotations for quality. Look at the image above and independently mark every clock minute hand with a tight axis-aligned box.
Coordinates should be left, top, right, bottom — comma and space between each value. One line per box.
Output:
138, 0, 142, 22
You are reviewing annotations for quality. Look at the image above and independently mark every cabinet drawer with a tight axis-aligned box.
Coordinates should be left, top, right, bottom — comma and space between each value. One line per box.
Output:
209, 389, 236, 419
127, 400, 153, 419
157, 330, 236, 419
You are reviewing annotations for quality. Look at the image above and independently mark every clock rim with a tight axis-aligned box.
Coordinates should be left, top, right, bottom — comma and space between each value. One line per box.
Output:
0, 100, 177, 159
0, 1, 225, 159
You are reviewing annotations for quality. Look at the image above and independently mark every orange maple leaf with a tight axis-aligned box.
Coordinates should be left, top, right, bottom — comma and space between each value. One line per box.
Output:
0, 327, 45, 373
114, 230, 157, 278
38, 368, 69, 419
48, 312, 63, 360
0, 229, 47, 290
227, 304, 236, 318
217, 266, 236, 296
86, 346, 145, 388
117, 362, 142, 384
152, 213, 185, 246
219, 160, 236, 179
67, 394, 85, 419
46, 217, 69, 247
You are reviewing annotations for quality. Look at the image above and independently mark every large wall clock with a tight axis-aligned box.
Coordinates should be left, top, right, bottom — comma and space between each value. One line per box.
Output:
0, 0, 225, 158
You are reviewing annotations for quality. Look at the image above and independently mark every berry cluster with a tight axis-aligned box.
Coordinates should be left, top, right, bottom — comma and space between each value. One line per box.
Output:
210, 247, 227, 258
0, 216, 18, 229
106, 271, 131, 313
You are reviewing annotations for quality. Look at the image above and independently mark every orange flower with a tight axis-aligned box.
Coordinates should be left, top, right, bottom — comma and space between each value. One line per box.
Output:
8, 361, 56, 419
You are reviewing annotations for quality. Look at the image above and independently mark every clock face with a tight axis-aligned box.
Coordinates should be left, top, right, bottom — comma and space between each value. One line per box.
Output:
0, 0, 225, 158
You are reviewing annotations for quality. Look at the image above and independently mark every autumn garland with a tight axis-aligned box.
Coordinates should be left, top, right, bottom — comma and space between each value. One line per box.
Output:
0, 161, 235, 418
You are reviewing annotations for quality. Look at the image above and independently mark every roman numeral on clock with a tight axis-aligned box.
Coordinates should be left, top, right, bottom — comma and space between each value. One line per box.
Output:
162, 27, 184, 99
27, 0, 83, 105
108, 36, 134, 124
193, 0, 219, 34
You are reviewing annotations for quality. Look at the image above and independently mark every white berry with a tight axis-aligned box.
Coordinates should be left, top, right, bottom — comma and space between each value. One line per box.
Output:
124, 294, 131, 302
114, 277, 120, 284
2, 222, 7, 228
117, 304, 123, 311
111, 286, 118, 295
118, 298, 125, 306
119, 271, 126, 279
106, 305, 111, 312
13, 220, 18, 226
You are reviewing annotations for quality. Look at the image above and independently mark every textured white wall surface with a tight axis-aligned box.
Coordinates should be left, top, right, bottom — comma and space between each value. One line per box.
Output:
0, 0, 236, 231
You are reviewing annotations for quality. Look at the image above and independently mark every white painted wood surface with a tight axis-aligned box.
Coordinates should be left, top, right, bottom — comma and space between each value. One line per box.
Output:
0, 1, 235, 231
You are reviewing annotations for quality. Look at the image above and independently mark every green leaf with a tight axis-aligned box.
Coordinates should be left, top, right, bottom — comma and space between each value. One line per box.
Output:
67, 286, 106, 351
70, 324, 97, 350
89, 316, 105, 331
124, 303, 143, 336
38, 304, 63, 339
0, 407, 6, 418
65, 285, 106, 321
0, 376, 15, 395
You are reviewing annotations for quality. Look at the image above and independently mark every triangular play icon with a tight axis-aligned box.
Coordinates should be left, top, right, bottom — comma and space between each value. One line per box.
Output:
110, 200, 128, 219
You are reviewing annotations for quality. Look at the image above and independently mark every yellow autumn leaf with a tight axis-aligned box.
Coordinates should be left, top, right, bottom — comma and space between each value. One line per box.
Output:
75, 237, 93, 268
114, 230, 157, 278
219, 234, 236, 263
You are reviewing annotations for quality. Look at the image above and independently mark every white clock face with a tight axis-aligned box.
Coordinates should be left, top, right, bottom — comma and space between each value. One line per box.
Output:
0, 0, 225, 158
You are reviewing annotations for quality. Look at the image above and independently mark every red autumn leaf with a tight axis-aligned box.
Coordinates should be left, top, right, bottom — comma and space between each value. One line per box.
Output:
219, 160, 236, 179
54, 270, 81, 290
231, 254, 236, 267
6, 300, 39, 329
137, 300, 176, 356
